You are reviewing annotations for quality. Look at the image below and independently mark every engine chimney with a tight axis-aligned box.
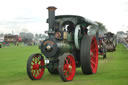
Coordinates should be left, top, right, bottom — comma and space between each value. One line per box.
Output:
47, 6, 57, 31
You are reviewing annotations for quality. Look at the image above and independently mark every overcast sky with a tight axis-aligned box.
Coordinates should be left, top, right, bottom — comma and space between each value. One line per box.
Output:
0, 0, 128, 34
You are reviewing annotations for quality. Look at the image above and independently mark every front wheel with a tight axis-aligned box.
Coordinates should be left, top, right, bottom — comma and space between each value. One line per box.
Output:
27, 53, 45, 80
58, 53, 76, 82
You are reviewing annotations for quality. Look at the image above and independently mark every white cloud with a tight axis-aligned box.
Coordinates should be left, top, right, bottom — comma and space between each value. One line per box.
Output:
0, 0, 128, 34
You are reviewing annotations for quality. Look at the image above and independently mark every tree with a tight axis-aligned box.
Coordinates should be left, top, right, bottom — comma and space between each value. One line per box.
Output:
116, 31, 125, 38
39, 34, 42, 38
26, 33, 33, 39
19, 32, 33, 43
35, 33, 38, 38
126, 31, 128, 37
0, 33, 4, 36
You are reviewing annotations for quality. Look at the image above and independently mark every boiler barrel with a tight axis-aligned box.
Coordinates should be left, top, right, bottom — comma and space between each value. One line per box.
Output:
57, 41, 73, 54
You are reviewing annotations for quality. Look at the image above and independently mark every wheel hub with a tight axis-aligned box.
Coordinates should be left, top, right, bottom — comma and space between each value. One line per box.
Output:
46, 45, 52, 51
33, 64, 40, 70
64, 64, 72, 70
68, 65, 72, 69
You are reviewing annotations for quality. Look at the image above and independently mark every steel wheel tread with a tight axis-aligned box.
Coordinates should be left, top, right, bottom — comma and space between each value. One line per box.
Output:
58, 53, 76, 82
80, 35, 98, 74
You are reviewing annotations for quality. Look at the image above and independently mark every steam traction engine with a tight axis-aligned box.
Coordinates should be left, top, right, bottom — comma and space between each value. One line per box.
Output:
27, 6, 98, 82
104, 32, 116, 52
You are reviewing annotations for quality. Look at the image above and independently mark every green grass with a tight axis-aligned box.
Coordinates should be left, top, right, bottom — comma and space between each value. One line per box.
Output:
0, 44, 128, 85
0, 42, 25, 47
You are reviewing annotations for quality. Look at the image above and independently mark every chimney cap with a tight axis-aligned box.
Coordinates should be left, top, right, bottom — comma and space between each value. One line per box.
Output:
47, 6, 57, 11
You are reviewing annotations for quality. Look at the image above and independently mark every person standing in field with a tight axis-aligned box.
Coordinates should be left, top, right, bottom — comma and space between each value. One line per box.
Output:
0, 44, 1, 48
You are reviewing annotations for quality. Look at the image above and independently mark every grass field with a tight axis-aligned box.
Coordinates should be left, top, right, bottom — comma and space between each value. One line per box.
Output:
0, 44, 128, 85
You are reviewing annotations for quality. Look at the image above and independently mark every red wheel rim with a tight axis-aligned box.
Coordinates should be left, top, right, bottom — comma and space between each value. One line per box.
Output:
63, 55, 76, 80
90, 37, 98, 73
31, 55, 45, 79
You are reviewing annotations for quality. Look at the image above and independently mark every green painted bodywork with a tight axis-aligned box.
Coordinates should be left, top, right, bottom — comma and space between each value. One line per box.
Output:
57, 41, 73, 54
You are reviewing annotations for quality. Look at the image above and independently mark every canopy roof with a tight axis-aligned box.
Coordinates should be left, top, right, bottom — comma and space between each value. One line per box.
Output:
55, 15, 98, 26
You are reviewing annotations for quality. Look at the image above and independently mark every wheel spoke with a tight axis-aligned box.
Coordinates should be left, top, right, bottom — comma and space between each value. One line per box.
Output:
69, 57, 72, 65
31, 67, 33, 70
38, 61, 40, 64
91, 64, 94, 71
64, 70, 68, 75
31, 70, 34, 74
35, 70, 37, 74
37, 58, 40, 64
32, 60, 35, 64
36, 57, 38, 64
65, 58, 69, 64
69, 68, 72, 75
91, 60, 95, 65
32, 70, 35, 76
37, 70, 40, 76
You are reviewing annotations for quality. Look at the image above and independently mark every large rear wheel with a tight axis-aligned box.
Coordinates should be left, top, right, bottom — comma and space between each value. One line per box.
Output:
58, 53, 76, 82
80, 35, 98, 74
27, 53, 45, 80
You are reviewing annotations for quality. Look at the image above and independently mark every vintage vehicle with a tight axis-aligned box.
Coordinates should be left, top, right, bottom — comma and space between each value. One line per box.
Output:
27, 6, 98, 82
104, 32, 116, 51
4, 35, 22, 43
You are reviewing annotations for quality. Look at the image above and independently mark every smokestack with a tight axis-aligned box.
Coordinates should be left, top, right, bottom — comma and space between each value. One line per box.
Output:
47, 6, 57, 31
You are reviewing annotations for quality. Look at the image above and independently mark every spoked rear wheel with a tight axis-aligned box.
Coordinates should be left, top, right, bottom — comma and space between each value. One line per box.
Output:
80, 35, 98, 74
59, 53, 76, 82
27, 53, 45, 80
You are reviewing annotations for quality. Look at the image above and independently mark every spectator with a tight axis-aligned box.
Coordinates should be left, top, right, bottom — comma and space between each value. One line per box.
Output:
0, 44, 1, 48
